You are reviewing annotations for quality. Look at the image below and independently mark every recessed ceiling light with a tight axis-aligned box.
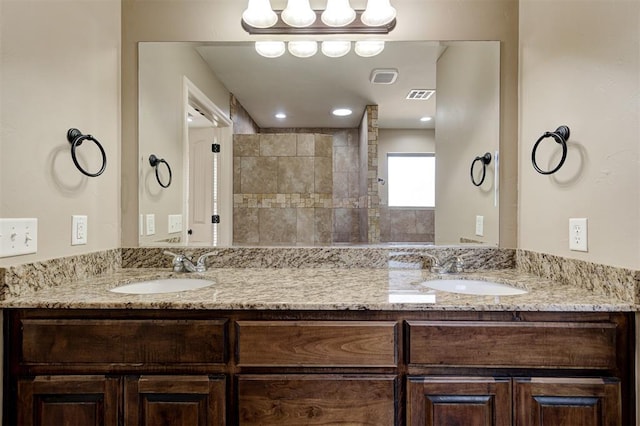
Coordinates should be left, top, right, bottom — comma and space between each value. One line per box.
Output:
420, 116, 433, 122
275, 112, 287, 119
332, 108, 353, 117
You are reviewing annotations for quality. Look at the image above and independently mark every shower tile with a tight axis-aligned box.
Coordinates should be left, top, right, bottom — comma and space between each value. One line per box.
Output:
315, 134, 333, 157
314, 208, 333, 244
315, 157, 332, 193
233, 134, 260, 156
241, 157, 277, 193
259, 208, 297, 244
297, 208, 314, 244
233, 207, 259, 244
278, 157, 314, 193
260, 134, 296, 156
297, 134, 315, 156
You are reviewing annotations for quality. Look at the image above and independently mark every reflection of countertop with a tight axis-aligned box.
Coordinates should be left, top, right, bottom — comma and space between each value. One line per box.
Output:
0, 267, 635, 312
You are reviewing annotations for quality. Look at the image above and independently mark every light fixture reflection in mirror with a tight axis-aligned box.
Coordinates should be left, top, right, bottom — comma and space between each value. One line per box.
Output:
322, 41, 352, 58
354, 40, 385, 57
255, 41, 286, 58
288, 40, 318, 58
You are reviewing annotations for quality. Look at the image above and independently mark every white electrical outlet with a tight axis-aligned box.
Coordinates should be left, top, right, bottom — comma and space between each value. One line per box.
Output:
0, 218, 38, 257
569, 218, 588, 252
475, 215, 484, 236
146, 214, 156, 235
72, 215, 88, 245
168, 214, 182, 234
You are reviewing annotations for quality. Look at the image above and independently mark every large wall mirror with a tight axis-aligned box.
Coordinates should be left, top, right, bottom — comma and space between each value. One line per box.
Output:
138, 40, 500, 247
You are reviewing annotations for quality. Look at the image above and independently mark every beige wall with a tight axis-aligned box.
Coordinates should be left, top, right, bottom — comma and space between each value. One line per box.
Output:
121, 0, 519, 248
518, 1, 640, 269
138, 42, 230, 244
0, 0, 121, 267
436, 42, 500, 245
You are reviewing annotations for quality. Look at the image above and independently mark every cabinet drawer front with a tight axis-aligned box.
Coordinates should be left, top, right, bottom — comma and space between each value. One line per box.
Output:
238, 374, 397, 425
407, 321, 616, 369
236, 321, 397, 367
21, 319, 227, 364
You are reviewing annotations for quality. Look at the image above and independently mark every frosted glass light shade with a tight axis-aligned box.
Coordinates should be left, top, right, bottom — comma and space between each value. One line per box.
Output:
242, 0, 278, 28
321, 0, 356, 27
361, 0, 396, 26
288, 41, 318, 58
281, 0, 316, 27
354, 40, 385, 57
255, 41, 286, 58
321, 41, 351, 58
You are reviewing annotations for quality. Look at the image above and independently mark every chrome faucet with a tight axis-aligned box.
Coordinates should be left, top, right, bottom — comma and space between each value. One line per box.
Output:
423, 253, 464, 274
163, 251, 218, 273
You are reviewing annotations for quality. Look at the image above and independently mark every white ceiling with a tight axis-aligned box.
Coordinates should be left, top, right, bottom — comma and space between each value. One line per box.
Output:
195, 41, 444, 130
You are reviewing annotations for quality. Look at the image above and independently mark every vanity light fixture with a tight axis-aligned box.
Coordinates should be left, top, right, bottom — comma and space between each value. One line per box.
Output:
288, 40, 318, 58
361, 0, 397, 26
242, 0, 278, 29
332, 108, 353, 117
281, 0, 316, 28
354, 40, 385, 57
321, 0, 356, 27
321, 41, 351, 58
255, 41, 286, 58
275, 112, 287, 119
241, 0, 396, 35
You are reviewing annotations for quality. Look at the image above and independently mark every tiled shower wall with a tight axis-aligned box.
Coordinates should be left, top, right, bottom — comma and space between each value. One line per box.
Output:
233, 133, 333, 245
380, 208, 435, 243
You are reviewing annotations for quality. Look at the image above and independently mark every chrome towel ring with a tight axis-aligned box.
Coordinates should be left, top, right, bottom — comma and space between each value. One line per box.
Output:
149, 154, 172, 188
66, 128, 107, 177
470, 152, 492, 186
531, 125, 570, 175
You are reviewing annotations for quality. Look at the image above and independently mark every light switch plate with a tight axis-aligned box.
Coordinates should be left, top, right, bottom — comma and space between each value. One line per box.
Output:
146, 214, 156, 235
168, 214, 182, 234
72, 215, 88, 245
475, 215, 484, 236
0, 218, 38, 258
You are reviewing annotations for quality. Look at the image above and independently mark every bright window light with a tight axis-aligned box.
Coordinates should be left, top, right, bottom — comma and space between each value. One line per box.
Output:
387, 153, 435, 207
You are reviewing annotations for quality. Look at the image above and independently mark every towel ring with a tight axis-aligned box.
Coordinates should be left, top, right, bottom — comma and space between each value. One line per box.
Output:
66, 128, 107, 177
149, 154, 172, 188
531, 125, 570, 175
470, 152, 492, 186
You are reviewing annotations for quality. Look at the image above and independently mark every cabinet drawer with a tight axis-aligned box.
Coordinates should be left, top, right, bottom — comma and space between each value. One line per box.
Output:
238, 374, 397, 425
407, 321, 616, 369
21, 319, 227, 364
236, 321, 397, 367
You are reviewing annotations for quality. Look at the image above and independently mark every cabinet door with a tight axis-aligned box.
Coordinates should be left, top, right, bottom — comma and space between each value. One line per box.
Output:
17, 375, 119, 426
407, 376, 511, 426
238, 374, 397, 425
124, 375, 226, 426
514, 377, 621, 426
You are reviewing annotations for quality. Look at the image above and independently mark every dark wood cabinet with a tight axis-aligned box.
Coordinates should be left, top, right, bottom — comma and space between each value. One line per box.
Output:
407, 376, 511, 426
124, 376, 226, 426
16, 375, 119, 426
514, 377, 621, 426
4, 309, 634, 425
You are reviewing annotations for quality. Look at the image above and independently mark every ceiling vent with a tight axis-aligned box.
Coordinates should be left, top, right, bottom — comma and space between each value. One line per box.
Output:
406, 89, 435, 100
370, 69, 398, 85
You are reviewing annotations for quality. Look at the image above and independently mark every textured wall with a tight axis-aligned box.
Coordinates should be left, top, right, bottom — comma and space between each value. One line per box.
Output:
233, 134, 333, 245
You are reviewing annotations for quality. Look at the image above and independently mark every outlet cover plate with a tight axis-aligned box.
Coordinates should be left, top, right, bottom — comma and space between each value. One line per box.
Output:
569, 218, 588, 252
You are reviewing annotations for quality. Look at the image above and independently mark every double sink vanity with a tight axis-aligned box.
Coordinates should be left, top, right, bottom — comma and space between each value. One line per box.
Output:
1, 246, 636, 425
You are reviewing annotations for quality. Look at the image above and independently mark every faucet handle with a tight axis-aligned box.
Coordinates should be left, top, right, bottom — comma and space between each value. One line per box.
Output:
196, 251, 218, 272
455, 256, 465, 272
421, 253, 440, 271
163, 250, 185, 272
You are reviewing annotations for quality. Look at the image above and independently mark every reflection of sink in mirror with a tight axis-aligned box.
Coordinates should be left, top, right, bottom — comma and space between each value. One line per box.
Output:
422, 279, 527, 296
110, 278, 214, 294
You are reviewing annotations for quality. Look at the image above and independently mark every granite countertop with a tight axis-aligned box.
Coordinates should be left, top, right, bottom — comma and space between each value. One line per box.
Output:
0, 267, 635, 312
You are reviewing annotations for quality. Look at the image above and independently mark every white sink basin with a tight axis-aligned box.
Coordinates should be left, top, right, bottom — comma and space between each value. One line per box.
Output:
422, 279, 527, 296
110, 278, 214, 294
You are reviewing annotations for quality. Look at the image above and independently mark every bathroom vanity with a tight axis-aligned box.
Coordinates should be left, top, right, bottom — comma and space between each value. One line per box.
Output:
2, 264, 636, 425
